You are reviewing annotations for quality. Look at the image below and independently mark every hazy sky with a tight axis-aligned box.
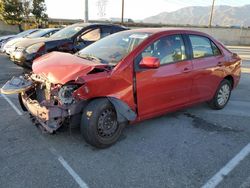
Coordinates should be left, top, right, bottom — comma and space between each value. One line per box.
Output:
45, 0, 250, 20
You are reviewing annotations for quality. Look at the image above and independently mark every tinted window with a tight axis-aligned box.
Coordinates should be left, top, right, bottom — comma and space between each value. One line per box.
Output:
189, 35, 214, 58
141, 35, 187, 65
50, 25, 84, 38
101, 27, 112, 38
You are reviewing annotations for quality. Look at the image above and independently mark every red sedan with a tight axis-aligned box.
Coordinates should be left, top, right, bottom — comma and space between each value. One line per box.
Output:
1, 28, 241, 148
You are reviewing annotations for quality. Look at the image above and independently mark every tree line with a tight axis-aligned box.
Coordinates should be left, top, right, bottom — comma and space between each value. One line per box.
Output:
0, 0, 48, 31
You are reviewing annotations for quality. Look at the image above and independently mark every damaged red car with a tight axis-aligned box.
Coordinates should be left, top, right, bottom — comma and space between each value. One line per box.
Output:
1, 28, 241, 148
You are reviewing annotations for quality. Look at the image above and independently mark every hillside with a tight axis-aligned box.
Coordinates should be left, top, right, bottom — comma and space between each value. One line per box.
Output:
143, 5, 250, 27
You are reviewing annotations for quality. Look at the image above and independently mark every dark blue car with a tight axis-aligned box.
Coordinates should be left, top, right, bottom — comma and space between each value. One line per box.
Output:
11, 23, 128, 68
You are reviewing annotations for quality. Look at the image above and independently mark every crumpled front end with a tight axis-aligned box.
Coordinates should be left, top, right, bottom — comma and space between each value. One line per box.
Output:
2, 74, 85, 133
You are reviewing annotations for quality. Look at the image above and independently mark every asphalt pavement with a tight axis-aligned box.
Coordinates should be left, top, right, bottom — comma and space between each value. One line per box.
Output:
0, 47, 250, 188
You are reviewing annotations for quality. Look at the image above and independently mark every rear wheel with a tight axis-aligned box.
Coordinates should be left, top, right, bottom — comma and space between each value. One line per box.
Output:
81, 98, 125, 148
208, 79, 232, 110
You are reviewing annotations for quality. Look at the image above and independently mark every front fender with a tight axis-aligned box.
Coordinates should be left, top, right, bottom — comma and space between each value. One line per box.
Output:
107, 97, 137, 123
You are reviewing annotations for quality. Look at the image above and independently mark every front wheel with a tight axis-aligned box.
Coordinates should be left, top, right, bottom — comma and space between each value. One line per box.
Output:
208, 79, 232, 110
81, 98, 125, 148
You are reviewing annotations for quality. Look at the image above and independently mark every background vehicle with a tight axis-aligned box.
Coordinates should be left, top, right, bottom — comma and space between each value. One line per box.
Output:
1, 29, 40, 54
0, 34, 15, 51
1, 29, 241, 148
10, 23, 128, 68
9, 28, 60, 64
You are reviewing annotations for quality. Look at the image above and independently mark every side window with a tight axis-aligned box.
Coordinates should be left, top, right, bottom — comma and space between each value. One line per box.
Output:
81, 28, 101, 42
140, 35, 187, 65
211, 41, 221, 56
112, 27, 123, 34
189, 35, 214, 58
101, 27, 112, 38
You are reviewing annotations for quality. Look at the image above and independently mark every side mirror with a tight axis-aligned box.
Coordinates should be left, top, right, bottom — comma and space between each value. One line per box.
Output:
139, 57, 160, 69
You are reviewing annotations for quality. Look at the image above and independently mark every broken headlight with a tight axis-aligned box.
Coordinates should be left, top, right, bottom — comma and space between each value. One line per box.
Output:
58, 85, 78, 105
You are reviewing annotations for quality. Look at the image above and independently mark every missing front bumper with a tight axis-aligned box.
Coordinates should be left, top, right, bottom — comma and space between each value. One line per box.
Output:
1, 76, 33, 95
1, 76, 85, 133
21, 93, 85, 133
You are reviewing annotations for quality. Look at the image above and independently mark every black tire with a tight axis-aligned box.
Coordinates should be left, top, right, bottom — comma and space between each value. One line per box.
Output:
208, 79, 232, 110
81, 98, 125, 148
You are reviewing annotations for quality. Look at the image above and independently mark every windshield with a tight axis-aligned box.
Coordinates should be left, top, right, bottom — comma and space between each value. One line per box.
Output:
26, 29, 54, 38
50, 25, 84, 39
16, 29, 38, 37
77, 31, 151, 65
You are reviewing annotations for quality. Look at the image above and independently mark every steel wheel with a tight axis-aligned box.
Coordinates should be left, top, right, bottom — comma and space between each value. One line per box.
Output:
97, 108, 118, 138
81, 98, 125, 148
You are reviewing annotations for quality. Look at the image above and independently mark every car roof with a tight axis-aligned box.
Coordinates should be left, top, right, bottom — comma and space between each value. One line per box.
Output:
124, 27, 209, 36
71, 22, 128, 29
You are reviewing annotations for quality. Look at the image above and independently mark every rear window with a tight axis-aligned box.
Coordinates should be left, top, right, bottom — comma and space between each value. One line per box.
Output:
189, 35, 220, 58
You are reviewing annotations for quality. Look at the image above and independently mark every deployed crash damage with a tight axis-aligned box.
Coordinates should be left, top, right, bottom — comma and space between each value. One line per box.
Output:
2, 73, 86, 133
1, 51, 137, 134
1, 30, 151, 148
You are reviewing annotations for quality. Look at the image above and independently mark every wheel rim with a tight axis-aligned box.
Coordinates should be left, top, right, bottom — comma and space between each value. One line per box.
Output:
217, 84, 230, 106
97, 108, 118, 138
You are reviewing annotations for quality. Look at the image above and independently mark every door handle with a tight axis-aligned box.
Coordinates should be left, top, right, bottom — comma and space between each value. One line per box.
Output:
183, 67, 191, 73
217, 62, 223, 66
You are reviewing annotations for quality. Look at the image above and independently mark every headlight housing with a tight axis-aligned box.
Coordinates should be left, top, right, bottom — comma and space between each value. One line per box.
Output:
26, 42, 45, 54
58, 85, 79, 105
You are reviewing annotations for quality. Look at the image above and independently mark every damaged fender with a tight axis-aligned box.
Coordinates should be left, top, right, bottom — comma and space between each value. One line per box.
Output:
107, 97, 137, 123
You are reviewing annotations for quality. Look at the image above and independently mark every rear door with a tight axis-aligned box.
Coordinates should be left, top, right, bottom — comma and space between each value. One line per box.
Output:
187, 34, 225, 102
135, 34, 193, 119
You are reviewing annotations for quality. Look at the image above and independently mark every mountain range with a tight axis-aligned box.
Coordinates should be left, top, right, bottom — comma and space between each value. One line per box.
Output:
143, 5, 250, 27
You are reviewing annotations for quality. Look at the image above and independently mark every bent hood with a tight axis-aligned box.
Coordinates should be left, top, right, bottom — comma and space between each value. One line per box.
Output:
32, 52, 107, 84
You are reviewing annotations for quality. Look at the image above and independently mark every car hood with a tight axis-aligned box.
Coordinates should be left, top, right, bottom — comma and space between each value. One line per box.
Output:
15, 37, 72, 50
32, 52, 107, 84
4, 37, 25, 46
14, 37, 50, 48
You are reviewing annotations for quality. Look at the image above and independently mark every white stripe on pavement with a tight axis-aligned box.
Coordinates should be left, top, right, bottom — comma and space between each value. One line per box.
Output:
1, 93, 88, 188
58, 156, 89, 188
48, 147, 89, 188
1, 93, 22, 115
202, 143, 250, 188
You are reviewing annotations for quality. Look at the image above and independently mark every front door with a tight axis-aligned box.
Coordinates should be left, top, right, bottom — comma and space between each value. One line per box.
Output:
135, 34, 193, 119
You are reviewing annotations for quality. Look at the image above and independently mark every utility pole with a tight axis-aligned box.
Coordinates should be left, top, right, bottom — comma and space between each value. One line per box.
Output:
209, 0, 215, 27
85, 0, 89, 23
121, 0, 124, 25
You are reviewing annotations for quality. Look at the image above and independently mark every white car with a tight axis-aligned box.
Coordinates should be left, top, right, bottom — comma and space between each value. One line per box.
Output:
2, 29, 40, 55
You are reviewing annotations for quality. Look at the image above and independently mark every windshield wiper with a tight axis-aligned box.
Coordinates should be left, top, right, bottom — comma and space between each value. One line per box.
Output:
77, 54, 107, 64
